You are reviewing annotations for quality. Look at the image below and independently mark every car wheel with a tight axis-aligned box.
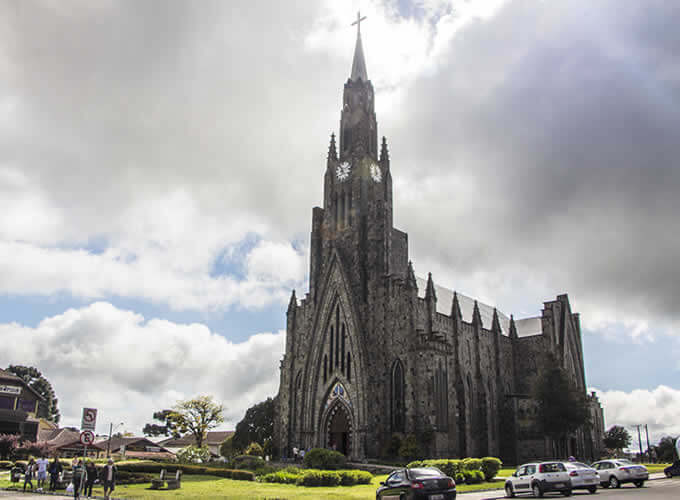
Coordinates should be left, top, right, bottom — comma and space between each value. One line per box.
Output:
666, 471, 672, 478
634, 481, 644, 488
562, 489, 572, 497
505, 483, 515, 498
532, 483, 544, 498
609, 476, 620, 489
588, 486, 597, 494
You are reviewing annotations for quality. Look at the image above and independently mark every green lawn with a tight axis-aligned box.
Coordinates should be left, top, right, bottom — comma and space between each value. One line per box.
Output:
113, 474, 504, 499
0, 473, 504, 499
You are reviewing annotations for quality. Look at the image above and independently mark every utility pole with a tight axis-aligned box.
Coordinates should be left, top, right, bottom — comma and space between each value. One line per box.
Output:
645, 424, 651, 463
635, 425, 643, 462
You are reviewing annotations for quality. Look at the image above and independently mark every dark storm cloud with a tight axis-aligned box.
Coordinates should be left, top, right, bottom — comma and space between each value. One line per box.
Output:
2, 0, 679, 335
386, 0, 680, 331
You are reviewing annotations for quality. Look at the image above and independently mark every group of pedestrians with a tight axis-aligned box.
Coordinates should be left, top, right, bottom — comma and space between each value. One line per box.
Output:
71, 457, 118, 499
21, 455, 117, 499
21, 455, 49, 492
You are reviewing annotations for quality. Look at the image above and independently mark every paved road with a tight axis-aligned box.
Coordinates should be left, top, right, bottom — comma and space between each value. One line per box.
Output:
460, 477, 679, 500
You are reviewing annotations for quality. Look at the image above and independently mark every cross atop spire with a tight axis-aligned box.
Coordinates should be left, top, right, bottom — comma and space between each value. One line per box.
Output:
351, 10, 367, 35
350, 11, 368, 82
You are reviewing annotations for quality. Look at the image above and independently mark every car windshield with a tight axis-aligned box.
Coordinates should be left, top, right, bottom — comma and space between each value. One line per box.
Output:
618, 459, 633, 464
408, 468, 444, 479
566, 462, 590, 469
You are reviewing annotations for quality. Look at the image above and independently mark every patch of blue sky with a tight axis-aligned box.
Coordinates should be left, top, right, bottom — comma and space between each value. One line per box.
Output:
0, 294, 285, 344
210, 232, 262, 280
583, 326, 679, 392
395, 0, 452, 24
0, 293, 91, 328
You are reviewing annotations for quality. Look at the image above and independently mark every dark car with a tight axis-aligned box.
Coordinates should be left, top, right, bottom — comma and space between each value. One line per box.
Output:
665, 461, 680, 478
377, 467, 456, 500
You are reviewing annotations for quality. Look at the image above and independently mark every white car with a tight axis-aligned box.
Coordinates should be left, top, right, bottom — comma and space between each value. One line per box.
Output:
562, 462, 599, 494
505, 462, 572, 498
591, 459, 648, 488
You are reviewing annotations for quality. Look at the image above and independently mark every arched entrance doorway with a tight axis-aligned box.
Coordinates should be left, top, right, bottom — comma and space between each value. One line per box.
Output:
328, 404, 351, 455
326, 403, 351, 455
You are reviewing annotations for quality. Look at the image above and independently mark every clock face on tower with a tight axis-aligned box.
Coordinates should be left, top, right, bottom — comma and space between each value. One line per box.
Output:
336, 161, 351, 181
370, 162, 382, 183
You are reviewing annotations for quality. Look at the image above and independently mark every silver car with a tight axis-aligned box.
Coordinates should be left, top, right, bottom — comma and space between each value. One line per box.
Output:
562, 462, 599, 494
591, 459, 648, 488
505, 462, 572, 497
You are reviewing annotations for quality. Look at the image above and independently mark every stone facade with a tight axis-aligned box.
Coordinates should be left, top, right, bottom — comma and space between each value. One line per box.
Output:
274, 29, 604, 464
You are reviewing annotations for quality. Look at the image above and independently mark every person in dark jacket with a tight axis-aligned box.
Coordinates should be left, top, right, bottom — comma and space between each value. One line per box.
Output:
23, 457, 36, 492
71, 459, 84, 499
48, 457, 63, 491
84, 460, 98, 498
99, 458, 117, 500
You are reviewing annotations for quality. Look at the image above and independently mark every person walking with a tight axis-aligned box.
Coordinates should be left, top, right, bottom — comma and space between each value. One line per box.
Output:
84, 460, 97, 499
36, 454, 49, 491
99, 458, 117, 500
48, 457, 63, 492
72, 459, 84, 499
23, 457, 36, 492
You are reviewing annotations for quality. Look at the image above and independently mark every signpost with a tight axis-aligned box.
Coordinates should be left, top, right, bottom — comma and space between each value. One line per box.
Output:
81, 408, 98, 431
80, 408, 97, 497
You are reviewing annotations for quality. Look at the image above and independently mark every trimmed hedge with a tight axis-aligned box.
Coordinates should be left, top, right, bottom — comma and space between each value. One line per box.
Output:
115, 461, 254, 481
481, 457, 502, 481
260, 469, 372, 487
303, 448, 347, 470
296, 470, 340, 486
463, 470, 485, 484
232, 454, 266, 470
406, 456, 502, 482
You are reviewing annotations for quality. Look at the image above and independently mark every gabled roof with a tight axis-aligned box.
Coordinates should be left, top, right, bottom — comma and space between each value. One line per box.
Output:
42, 428, 105, 451
157, 430, 234, 447
0, 369, 46, 401
97, 436, 171, 453
415, 276, 543, 337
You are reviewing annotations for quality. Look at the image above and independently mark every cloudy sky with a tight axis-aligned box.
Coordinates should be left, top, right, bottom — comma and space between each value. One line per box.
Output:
1, 0, 679, 449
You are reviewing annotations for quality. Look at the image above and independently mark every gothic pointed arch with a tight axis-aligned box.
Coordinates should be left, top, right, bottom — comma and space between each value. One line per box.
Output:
299, 247, 368, 457
391, 359, 405, 432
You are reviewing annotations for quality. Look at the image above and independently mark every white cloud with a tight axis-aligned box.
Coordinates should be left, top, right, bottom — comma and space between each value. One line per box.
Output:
0, 302, 285, 434
594, 385, 680, 446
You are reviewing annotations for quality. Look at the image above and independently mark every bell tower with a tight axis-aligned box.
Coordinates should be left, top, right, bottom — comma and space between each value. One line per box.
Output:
309, 12, 395, 304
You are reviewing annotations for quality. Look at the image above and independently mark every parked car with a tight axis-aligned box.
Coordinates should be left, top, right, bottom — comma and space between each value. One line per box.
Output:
376, 467, 456, 500
665, 460, 680, 478
591, 459, 648, 488
505, 461, 572, 497
562, 462, 599, 494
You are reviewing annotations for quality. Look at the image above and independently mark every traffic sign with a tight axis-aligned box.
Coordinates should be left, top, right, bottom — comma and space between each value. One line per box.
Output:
81, 407, 98, 431
79, 430, 95, 446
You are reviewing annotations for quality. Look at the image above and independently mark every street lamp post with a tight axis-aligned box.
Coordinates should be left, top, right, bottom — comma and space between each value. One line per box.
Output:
106, 422, 124, 458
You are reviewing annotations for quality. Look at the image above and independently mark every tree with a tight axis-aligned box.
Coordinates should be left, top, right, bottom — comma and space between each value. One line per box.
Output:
603, 425, 632, 454
168, 395, 224, 448
219, 435, 235, 458
176, 445, 211, 464
143, 410, 179, 438
0, 434, 19, 460
533, 356, 590, 456
7, 365, 60, 423
652, 435, 679, 463
232, 397, 275, 453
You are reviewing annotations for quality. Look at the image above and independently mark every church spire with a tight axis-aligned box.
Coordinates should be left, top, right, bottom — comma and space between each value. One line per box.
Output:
350, 11, 368, 81
327, 133, 337, 161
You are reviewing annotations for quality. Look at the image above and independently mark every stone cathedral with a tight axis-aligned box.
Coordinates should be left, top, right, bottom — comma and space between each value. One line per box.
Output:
274, 22, 605, 465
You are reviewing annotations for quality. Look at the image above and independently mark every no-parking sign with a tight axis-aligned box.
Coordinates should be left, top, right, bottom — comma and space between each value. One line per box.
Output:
79, 430, 95, 446
81, 407, 98, 431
